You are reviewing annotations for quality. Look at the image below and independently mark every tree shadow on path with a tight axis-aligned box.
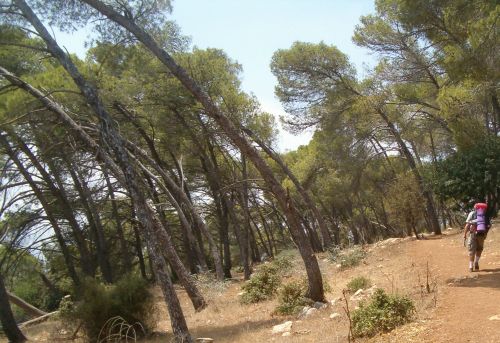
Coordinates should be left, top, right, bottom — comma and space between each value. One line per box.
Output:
451, 269, 500, 289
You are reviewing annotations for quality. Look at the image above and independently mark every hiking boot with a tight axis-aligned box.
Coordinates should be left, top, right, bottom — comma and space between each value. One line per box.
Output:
474, 263, 479, 271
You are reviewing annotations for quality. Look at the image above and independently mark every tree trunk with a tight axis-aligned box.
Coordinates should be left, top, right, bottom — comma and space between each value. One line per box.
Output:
8, 130, 95, 277
242, 127, 333, 248
131, 208, 148, 280
124, 140, 224, 280
67, 162, 113, 283
8, 3, 196, 339
220, 200, 232, 278
0, 133, 80, 287
116, 103, 220, 278
238, 154, 253, 278
144, 171, 207, 274
7, 292, 47, 317
377, 108, 441, 235
103, 169, 132, 270
0, 274, 26, 343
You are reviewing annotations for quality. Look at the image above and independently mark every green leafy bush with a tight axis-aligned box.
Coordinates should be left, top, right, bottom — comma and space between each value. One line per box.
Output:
339, 247, 366, 269
240, 252, 297, 304
240, 265, 281, 304
60, 275, 155, 341
272, 250, 295, 273
352, 288, 415, 337
274, 276, 331, 315
347, 276, 372, 293
274, 280, 312, 315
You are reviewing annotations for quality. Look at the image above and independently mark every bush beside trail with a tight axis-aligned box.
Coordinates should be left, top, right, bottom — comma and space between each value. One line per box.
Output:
59, 274, 156, 341
352, 288, 415, 337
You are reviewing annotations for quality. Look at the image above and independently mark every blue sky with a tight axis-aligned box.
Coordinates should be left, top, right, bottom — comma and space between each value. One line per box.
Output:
54, 0, 376, 151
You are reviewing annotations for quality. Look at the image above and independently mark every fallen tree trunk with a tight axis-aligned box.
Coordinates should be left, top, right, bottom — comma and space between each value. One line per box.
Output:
18, 311, 58, 328
7, 291, 47, 317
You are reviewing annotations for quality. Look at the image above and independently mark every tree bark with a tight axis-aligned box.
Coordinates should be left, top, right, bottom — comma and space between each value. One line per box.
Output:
131, 208, 148, 280
7, 292, 47, 317
238, 154, 252, 278
0, 274, 26, 343
103, 169, 132, 270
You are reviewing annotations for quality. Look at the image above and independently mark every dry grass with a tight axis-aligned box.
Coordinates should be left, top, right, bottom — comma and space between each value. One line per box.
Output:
141, 241, 431, 343
10, 230, 475, 343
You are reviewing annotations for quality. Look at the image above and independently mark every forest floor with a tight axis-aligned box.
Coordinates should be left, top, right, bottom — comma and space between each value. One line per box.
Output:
13, 222, 500, 343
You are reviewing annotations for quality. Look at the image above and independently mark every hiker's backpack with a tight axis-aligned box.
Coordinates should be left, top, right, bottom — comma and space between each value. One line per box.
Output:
473, 203, 488, 233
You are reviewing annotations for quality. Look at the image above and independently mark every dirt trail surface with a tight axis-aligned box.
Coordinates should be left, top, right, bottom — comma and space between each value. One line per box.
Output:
10, 224, 500, 343
390, 226, 500, 343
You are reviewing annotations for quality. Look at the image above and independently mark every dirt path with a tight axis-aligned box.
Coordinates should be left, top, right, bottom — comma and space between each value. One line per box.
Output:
400, 227, 500, 343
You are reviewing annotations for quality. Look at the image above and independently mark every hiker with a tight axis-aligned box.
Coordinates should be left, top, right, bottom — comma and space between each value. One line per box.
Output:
463, 202, 492, 272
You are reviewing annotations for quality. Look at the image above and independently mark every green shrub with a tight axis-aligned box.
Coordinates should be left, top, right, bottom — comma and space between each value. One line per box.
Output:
274, 275, 331, 315
352, 288, 415, 337
274, 280, 312, 315
240, 265, 281, 304
339, 247, 366, 269
272, 250, 295, 273
60, 275, 155, 341
327, 245, 342, 262
347, 276, 372, 293
240, 252, 297, 304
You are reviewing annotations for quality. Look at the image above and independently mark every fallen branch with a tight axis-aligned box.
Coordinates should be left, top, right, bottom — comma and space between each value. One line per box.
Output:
19, 311, 58, 328
7, 291, 47, 317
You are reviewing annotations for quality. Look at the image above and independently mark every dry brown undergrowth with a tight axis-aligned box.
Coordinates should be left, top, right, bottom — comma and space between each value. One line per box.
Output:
12, 226, 500, 343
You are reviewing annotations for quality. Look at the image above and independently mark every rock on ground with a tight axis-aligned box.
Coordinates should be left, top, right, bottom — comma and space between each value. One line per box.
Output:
313, 301, 328, 309
272, 321, 293, 335
329, 313, 341, 320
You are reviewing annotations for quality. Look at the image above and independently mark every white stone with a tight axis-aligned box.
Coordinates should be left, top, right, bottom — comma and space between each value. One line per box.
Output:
237, 292, 244, 296
329, 313, 341, 319
272, 321, 293, 334
282, 332, 291, 337
305, 308, 318, 317
488, 315, 500, 321
297, 306, 311, 318
196, 338, 214, 342
313, 301, 327, 309
350, 289, 365, 301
